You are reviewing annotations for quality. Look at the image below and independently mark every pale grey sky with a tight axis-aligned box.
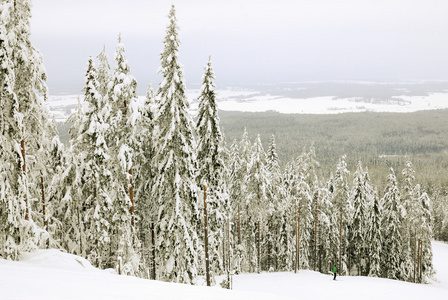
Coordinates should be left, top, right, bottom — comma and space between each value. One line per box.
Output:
30, 0, 448, 94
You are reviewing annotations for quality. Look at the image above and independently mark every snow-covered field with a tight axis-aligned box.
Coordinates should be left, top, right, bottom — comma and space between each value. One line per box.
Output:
46, 88, 448, 122
1, 241, 447, 299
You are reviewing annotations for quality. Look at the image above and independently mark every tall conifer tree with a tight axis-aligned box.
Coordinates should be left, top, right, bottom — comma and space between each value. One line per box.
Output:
152, 5, 199, 283
105, 34, 141, 275
196, 56, 228, 279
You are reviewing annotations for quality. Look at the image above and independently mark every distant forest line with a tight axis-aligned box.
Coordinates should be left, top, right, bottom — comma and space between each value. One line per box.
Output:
58, 109, 448, 188
218, 109, 448, 187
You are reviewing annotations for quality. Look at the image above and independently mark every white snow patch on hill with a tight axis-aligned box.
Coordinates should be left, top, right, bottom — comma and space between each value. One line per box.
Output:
45, 90, 448, 122
1, 242, 447, 300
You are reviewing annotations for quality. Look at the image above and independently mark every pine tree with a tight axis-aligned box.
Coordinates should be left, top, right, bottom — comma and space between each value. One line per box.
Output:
265, 135, 281, 271
400, 160, 416, 280
247, 135, 271, 273
415, 189, 434, 282
281, 161, 299, 271
105, 34, 141, 275
96, 45, 111, 98
349, 161, 372, 275
196, 56, 228, 280
75, 57, 113, 268
0, 0, 49, 258
296, 174, 313, 270
238, 128, 254, 272
332, 156, 350, 275
134, 83, 157, 279
152, 5, 199, 283
227, 140, 243, 273
368, 189, 382, 277
0, 0, 22, 259
381, 168, 405, 280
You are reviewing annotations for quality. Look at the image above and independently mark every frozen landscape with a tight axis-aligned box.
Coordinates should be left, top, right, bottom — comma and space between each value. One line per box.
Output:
46, 82, 448, 122
1, 241, 447, 300
3, 1, 448, 300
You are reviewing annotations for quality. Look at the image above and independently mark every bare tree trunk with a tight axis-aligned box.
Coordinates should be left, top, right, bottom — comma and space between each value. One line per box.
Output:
314, 191, 318, 271
40, 171, 47, 229
21, 139, 29, 220
257, 220, 261, 273
418, 239, 422, 282
129, 169, 134, 227
298, 204, 301, 270
227, 218, 231, 289
339, 206, 343, 274
150, 222, 156, 280
237, 204, 241, 245
414, 235, 417, 283
295, 202, 298, 274
203, 185, 211, 286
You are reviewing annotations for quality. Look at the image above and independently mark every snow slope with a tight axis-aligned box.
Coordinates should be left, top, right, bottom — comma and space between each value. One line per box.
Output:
1, 242, 447, 300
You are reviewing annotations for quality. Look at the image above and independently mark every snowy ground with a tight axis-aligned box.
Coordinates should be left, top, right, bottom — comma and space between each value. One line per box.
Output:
46, 88, 448, 122
1, 242, 447, 300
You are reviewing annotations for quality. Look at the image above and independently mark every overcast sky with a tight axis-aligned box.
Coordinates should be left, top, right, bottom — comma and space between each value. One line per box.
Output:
30, 0, 448, 94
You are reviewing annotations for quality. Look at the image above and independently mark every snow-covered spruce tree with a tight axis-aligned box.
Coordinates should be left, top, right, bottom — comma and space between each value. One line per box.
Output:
63, 98, 88, 256
151, 5, 199, 283
31, 109, 60, 249
42, 135, 66, 247
105, 34, 141, 275
381, 168, 405, 280
300, 146, 321, 271
295, 173, 313, 270
265, 135, 282, 271
73, 57, 114, 268
0, 0, 23, 259
227, 139, 244, 273
349, 161, 372, 276
331, 156, 351, 275
96, 45, 111, 98
413, 187, 434, 282
134, 83, 157, 279
196, 56, 228, 281
280, 161, 299, 271
368, 188, 382, 277
0, 0, 50, 258
400, 160, 416, 280
246, 135, 271, 273
315, 186, 337, 274
238, 128, 253, 272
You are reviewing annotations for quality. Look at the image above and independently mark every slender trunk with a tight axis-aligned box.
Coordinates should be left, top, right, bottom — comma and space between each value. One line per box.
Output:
413, 235, 416, 283
268, 216, 273, 271
295, 202, 298, 273
227, 218, 231, 288
150, 222, 156, 280
418, 239, 423, 282
21, 139, 29, 221
203, 185, 211, 286
298, 204, 301, 270
129, 169, 134, 227
314, 191, 318, 271
40, 171, 47, 229
77, 203, 83, 255
237, 204, 241, 245
257, 220, 261, 273
339, 206, 343, 274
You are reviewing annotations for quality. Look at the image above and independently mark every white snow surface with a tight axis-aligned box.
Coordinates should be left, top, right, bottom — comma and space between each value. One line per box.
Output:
46, 89, 448, 122
1, 241, 447, 299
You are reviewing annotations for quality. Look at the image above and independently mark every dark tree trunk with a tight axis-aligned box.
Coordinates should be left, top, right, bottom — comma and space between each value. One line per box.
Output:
203, 185, 211, 286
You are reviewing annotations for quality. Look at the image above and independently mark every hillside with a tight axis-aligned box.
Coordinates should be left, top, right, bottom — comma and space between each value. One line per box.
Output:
1, 242, 447, 299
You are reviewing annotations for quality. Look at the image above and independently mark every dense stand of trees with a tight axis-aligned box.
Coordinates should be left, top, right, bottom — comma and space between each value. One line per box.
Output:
1, 2, 438, 288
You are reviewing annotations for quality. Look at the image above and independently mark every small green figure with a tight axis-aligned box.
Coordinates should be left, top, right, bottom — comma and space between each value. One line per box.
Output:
332, 265, 338, 280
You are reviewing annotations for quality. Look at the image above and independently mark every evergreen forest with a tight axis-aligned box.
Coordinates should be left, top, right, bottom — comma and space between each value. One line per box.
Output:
1, 1, 443, 287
